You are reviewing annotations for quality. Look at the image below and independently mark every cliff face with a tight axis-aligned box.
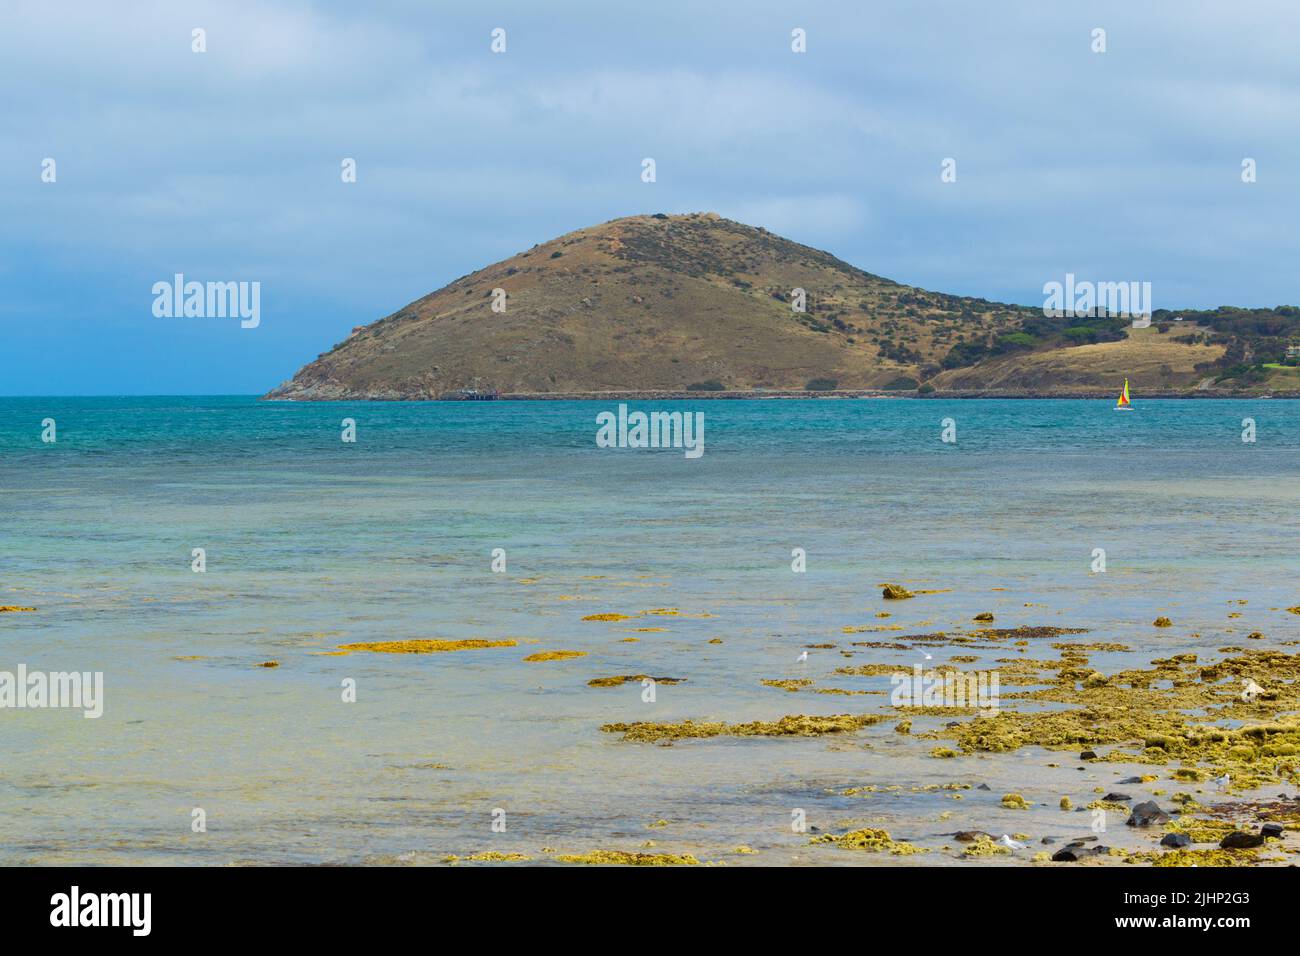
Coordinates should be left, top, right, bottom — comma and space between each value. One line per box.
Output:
265, 212, 1029, 399
266, 211, 1271, 399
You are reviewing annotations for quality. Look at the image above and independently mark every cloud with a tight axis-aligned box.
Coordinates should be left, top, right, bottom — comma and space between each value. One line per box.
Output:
2, 0, 1299, 392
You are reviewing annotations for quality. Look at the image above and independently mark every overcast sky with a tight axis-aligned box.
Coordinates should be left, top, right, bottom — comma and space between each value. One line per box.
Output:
3, 0, 1298, 394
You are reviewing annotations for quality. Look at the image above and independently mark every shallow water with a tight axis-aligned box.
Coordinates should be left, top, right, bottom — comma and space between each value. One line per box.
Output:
1, 397, 1298, 864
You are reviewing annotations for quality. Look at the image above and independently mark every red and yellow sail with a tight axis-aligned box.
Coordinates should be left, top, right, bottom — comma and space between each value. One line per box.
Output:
1116, 378, 1131, 408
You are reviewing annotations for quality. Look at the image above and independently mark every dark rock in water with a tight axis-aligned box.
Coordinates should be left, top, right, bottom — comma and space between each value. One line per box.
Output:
808, 826, 820, 833
1127, 801, 1172, 827
1219, 831, 1265, 849
976, 783, 991, 791
953, 830, 995, 843
1118, 776, 1145, 785
1068, 835, 1099, 844
1080, 750, 1098, 760
1160, 832, 1192, 849
1052, 844, 1108, 862
1261, 823, 1284, 839
1041, 837, 1056, 844
1103, 792, 1132, 802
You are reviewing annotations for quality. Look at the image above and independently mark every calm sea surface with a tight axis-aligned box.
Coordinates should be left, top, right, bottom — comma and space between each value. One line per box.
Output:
2, 397, 1298, 864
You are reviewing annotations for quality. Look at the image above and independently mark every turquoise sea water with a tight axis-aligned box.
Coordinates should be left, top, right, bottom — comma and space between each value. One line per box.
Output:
1, 397, 1298, 864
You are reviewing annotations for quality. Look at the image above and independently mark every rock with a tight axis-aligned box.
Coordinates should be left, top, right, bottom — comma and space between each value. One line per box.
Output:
976, 783, 991, 791
1160, 832, 1192, 848
973, 612, 994, 622
1117, 776, 1145, 785
1079, 750, 1098, 760
1041, 837, 1056, 844
1260, 823, 1284, 839
1153, 616, 1173, 627
1051, 844, 1108, 862
882, 584, 915, 600
1102, 792, 1132, 802
1127, 801, 1172, 827
1219, 831, 1265, 849
953, 830, 995, 843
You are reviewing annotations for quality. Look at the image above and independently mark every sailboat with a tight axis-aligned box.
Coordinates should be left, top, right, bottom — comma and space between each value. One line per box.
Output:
1114, 378, 1132, 411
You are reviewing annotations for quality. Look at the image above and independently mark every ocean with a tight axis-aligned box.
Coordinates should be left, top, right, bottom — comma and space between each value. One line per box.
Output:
2, 396, 1298, 864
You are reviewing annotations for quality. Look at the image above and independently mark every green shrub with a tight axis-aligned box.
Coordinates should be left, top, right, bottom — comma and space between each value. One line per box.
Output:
996, 331, 1035, 350
805, 377, 838, 391
881, 375, 919, 390
686, 379, 725, 391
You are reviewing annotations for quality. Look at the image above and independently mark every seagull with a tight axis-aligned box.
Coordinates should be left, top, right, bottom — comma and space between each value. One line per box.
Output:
1213, 774, 1230, 789
998, 834, 1028, 850
796, 651, 808, 663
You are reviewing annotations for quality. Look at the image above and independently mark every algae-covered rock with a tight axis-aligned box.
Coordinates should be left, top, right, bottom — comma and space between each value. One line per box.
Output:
522, 650, 586, 662
1059, 796, 1073, 811
973, 613, 995, 622
587, 674, 684, 688
557, 849, 699, 865
882, 584, 916, 600
338, 639, 517, 654
255, 660, 280, 668
443, 851, 532, 863
1127, 847, 1262, 867
1051, 843, 1108, 862
1219, 831, 1265, 849
760, 678, 814, 692
602, 712, 888, 742
0, 606, 37, 613
582, 613, 632, 622
1127, 801, 1172, 827
1001, 793, 1030, 810
963, 835, 1010, 857
811, 828, 926, 854
1086, 799, 1131, 816
1153, 616, 1173, 628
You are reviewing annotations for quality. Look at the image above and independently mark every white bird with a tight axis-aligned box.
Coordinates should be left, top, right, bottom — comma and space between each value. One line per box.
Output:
1213, 774, 1230, 789
923, 652, 933, 660
998, 834, 1028, 850
796, 651, 808, 662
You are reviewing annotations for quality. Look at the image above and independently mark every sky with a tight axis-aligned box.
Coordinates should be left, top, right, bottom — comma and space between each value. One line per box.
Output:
3, 0, 1299, 395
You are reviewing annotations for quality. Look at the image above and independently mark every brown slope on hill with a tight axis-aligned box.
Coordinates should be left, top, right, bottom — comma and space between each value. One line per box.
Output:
930, 325, 1227, 394
264, 212, 1027, 399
